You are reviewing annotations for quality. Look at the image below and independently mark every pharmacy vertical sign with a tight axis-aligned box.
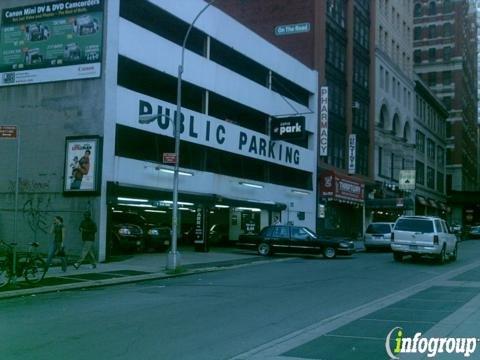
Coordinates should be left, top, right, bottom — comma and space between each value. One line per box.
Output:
319, 87, 328, 156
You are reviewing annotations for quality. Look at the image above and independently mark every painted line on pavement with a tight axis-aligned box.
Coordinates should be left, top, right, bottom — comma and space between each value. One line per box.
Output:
229, 259, 480, 360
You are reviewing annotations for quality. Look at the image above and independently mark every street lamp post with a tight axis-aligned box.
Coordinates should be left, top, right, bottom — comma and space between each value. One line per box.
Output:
167, 0, 216, 270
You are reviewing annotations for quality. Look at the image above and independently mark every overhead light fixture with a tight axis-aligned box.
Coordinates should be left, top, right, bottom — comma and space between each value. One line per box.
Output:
113, 210, 123, 213
144, 209, 167, 213
158, 200, 194, 206
291, 190, 310, 195
117, 197, 148, 203
117, 203, 154, 208
214, 204, 230, 208
179, 207, 191, 211
159, 168, 193, 176
236, 207, 261, 212
239, 182, 264, 189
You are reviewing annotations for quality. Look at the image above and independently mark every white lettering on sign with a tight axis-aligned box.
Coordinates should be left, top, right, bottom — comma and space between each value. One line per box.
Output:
348, 134, 356, 174
338, 180, 361, 195
319, 87, 328, 156
280, 122, 302, 135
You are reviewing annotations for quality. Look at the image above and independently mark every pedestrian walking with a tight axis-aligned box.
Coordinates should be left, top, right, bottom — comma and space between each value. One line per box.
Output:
74, 211, 97, 269
45, 216, 67, 273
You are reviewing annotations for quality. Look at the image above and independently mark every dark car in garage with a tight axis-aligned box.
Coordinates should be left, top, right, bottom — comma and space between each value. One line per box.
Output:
236, 225, 355, 259
111, 212, 170, 253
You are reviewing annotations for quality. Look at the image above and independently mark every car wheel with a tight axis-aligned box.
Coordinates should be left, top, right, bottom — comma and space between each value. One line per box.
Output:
258, 243, 271, 256
323, 247, 336, 259
437, 245, 447, 265
450, 243, 458, 262
393, 252, 403, 262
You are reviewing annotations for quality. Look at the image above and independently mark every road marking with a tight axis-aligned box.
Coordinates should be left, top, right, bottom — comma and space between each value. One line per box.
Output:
229, 259, 480, 360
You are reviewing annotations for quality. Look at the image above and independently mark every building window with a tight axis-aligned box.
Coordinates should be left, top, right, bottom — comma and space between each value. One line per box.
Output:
428, 72, 436, 86
353, 57, 369, 89
427, 139, 435, 161
357, 139, 369, 176
443, 0, 453, 13
380, 66, 384, 89
428, 25, 436, 38
442, 71, 451, 85
378, 146, 383, 176
326, 80, 345, 118
327, 130, 346, 169
443, 23, 452, 37
414, 27, 422, 40
437, 146, 444, 168
428, 1, 436, 15
385, 71, 390, 92
428, 48, 436, 62
327, 0, 346, 28
414, 49, 422, 63
437, 172, 444, 193
443, 47, 451, 61
416, 160, 425, 185
353, 100, 369, 131
443, 96, 452, 110
414, 3, 422, 17
390, 153, 395, 180
427, 166, 435, 189
416, 130, 425, 153
326, 32, 346, 72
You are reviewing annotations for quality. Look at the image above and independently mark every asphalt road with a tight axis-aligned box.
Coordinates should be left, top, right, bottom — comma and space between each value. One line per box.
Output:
2, 240, 480, 360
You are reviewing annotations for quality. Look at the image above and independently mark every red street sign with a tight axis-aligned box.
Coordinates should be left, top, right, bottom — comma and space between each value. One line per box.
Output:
0, 125, 17, 139
163, 152, 177, 164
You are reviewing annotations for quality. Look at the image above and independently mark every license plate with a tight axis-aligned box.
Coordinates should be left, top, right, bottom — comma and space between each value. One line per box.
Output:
374, 235, 383, 239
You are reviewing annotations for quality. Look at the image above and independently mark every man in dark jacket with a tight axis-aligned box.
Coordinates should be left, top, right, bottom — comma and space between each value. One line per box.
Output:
74, 211, 97, 269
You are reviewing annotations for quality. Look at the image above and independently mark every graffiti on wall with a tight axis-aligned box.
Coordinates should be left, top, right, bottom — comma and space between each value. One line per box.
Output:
22, 196, 52, 235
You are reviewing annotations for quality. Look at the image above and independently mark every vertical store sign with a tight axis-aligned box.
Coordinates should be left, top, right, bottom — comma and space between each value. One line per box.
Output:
319, 87, 328, 156
348, 134, 356, 174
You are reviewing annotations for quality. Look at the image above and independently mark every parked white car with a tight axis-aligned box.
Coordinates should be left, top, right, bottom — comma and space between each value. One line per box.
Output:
364, 222, 394, 250
391, 216, 457, 264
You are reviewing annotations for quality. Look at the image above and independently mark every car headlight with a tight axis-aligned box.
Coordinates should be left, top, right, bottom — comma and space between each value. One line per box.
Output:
148, 229, 159, 236
118, 228, 131, 236
339, 242, 348, 247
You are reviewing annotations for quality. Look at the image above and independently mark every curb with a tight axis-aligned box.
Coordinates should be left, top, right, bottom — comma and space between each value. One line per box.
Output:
0, 257, 291, 300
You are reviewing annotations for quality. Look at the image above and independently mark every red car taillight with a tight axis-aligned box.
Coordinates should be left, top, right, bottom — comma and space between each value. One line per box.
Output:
391, 232, 394, 242
433, 235, 439, 245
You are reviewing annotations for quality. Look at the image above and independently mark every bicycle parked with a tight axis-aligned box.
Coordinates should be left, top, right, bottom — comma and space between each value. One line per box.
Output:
0, 239, 47, 287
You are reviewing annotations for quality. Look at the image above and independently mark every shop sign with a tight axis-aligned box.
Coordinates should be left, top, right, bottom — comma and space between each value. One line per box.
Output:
319, 87, 328, 156
348, 134, 356, 174
270, 116, 305, 140
319, 171, 364, 202
274, 22, 310, 36
318, 204, 325, 218
0, 0, 104, 87
0, 125, 17, 138
119, 87, 313, 172
194, 206, 205, 245
399, 170, 416, 190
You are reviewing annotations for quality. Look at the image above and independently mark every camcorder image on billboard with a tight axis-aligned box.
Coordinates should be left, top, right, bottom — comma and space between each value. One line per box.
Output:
0, 0, 103, 86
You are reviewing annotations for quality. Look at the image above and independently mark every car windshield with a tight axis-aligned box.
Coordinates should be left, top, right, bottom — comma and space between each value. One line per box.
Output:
303, 228, 317, 239
395, 219, 434, 233
366, 223, 391, 234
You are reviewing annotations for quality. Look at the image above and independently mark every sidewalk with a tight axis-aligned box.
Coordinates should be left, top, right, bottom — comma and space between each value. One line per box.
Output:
0, 246, 280, 300
0, 241, 366, 300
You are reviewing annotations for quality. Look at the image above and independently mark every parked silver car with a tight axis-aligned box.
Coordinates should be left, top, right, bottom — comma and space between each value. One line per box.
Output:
364, 222, 394, 250
391, 216, 458, 264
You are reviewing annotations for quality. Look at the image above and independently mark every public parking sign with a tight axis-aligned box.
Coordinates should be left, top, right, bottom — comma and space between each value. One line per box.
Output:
0, 125, 17, 139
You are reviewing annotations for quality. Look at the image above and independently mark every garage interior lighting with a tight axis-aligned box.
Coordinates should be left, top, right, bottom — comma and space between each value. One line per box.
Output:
117, 197, 148, 203
117, 203, 154, 208
239, 181, 264, 189
158, 200, 194, 206
291, 190, 310, 195
179, 207, 191, 211
159, 168, 193, 176
145, 209, 167, 213
113, 210, 123, 213
214, 204, 230, 208
235, 207, 261, 212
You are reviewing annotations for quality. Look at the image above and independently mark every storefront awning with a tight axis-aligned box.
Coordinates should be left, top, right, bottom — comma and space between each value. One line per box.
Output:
416, 195, 428, 206
365, 198, 414, 210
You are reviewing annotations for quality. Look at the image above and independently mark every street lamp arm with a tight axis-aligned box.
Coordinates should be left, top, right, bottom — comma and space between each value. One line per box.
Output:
180, 0, 216, 71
